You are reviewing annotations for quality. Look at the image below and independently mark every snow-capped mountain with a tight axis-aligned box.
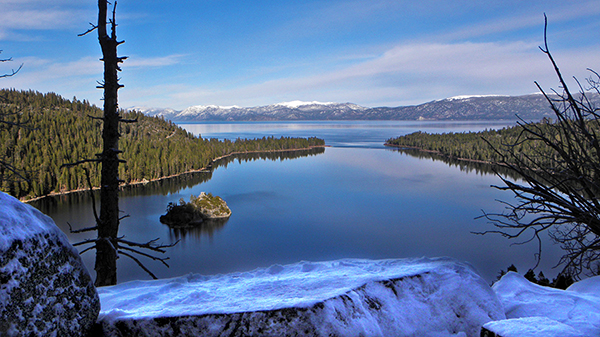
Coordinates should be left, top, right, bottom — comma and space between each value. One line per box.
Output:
128, 106, 179, 118
129, 93, 600, 122
131, 101, 369, 121
274, 100, 336, 108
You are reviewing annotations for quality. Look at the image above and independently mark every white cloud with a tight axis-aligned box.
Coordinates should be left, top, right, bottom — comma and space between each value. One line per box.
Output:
122, 40, 600, 109
0, 0, 82, 4
341, 41, 543, 80
0, 1, 94, 40
438, 0, 600, 42
5, 1, 599, 110
123, 54, 186, 68
12, 38, 597, 111
0, 56, 101, 100
0, 10, 78, 30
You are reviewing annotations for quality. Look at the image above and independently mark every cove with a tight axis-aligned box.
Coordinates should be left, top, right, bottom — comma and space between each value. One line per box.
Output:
31, 121, 564, 284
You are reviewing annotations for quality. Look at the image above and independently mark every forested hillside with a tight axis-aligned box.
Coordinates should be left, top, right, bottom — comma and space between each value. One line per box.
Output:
0, 89, 324, 200
385, 122, 555, 167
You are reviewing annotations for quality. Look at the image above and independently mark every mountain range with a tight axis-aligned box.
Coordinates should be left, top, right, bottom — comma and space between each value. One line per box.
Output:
130, 94, 600, 122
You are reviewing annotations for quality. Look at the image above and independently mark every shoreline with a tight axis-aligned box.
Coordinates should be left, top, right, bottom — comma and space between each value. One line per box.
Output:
383, 143, 501, 166
23, 145, 328, 203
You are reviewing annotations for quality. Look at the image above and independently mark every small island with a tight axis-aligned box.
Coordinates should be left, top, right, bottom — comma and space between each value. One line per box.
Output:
159, 192, 232, 227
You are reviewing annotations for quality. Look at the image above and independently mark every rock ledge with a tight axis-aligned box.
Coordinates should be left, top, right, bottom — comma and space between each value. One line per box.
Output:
97, 257, 504, 337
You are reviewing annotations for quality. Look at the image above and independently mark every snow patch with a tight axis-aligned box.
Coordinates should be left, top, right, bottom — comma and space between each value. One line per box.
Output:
485, 272, 600, 336
0, 193, 68, 252
275, 100, 336, 108
0, 192, 99, 336
445, 95, 505, 101
178, 105, 241, 116
484, 317, 586, 337
98, 257, 477, 320
97, 257, 503, 336
127, 106, 178, 116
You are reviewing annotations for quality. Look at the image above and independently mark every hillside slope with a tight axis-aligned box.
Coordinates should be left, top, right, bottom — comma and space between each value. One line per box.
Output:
0, 89, 324, 200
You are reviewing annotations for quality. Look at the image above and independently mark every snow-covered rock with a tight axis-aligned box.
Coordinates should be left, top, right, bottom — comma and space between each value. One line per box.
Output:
0, 192, 99, 336
482, 316, 587, 337
483, 272, 600, 337
97, 257, 504, 337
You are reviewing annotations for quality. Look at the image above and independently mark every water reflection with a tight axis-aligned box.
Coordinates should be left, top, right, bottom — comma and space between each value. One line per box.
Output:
119, 147, 324, 198
213, 147, 325, 168
31, 148, 326, 246
34, 190, 98, 217
392, 148, 523, 181
168, 218, 230, 242
33, 169, 215, 213
29, 121, 560, 284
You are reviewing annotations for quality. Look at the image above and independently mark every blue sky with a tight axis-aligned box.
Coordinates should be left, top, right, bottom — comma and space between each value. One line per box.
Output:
1, 0, 599, 110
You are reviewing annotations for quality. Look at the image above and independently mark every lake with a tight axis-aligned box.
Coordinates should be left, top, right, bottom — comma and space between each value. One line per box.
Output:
31, 121, 564, 284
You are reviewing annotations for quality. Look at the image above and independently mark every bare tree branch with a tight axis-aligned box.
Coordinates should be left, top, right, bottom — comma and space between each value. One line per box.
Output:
67, 222, 98, 234
73, 238, 98, 247
79, 245, 97, 256
78, 22, 99, 37
480, 17, 600, 279
117, 237, 178, 253
0, 63, 22, 79
120, 251, 158, 279
118, 245, 170, 268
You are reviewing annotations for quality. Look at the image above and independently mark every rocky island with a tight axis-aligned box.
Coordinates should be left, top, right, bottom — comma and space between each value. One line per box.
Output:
159, 192, 231, 227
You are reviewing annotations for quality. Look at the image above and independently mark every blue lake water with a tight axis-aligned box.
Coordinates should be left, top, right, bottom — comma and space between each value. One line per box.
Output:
32, 121, 564, 284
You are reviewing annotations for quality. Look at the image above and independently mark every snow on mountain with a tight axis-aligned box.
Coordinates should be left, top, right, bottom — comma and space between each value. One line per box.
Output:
445, 94, 505, 101
130, 101, 371, 121
131, 92, 600, 122
128, 106, 178, 118
179, 105, 242, 116
275, 100, 336, 108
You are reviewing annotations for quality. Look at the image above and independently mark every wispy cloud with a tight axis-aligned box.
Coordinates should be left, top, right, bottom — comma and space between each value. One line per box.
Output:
124, 54, 186, 68
4, 0, 598, 110
1, 56, 100, 100
0, 10, 79, 30
439, 0, 600, 42
0, 1, 93, 40
128, 39, 599, 109
4, 52, 186, 91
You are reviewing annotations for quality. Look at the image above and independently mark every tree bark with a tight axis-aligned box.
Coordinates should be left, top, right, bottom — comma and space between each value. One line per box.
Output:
95, 0, 121, 287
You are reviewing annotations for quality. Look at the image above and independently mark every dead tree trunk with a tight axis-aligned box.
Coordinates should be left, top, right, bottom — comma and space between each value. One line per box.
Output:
95, 0, 124, 286
70, 1, 175, 287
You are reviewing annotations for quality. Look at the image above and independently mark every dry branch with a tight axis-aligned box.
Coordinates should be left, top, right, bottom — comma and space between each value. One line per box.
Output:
478, 15, 600, 279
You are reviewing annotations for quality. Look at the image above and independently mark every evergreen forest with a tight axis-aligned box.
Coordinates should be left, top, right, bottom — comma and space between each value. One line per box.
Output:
385, 121, 558, 168
0, 89, 325, 200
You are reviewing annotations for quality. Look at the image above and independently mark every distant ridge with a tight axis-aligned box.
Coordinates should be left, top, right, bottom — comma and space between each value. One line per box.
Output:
131, 93, 600, 122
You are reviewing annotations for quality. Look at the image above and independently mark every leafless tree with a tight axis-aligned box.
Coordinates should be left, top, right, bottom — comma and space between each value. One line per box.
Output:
68, 0, 173, 286
479, 16, 600, 280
